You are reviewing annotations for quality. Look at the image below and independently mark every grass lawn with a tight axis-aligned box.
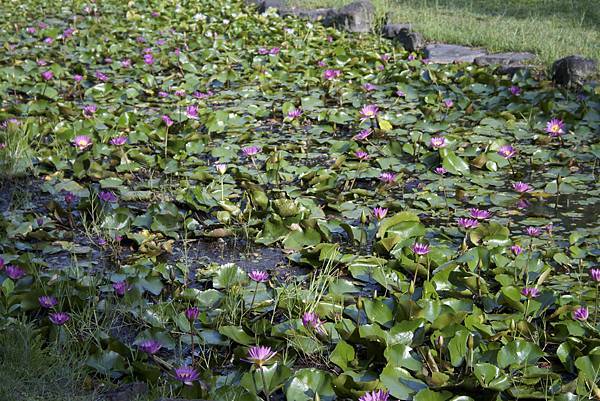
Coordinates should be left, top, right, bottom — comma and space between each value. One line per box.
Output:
290, 0, 600, 66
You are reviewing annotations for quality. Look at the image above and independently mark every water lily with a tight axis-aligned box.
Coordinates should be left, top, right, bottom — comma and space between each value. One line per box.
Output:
498, 145, 516, 159
72, 135, 92, 150
526, 226, 541, 237
186, 105, 199, 119
443, 99, 454, 108
6, 265, 25, 279
512, 182, 532, 193
509, 86, 521, 96
82, 104, 97, 117
215, 163, 227, 175
174, 366, 199, 385
354, 129, 371, 141
242, 146, 261, 157
363, 83, 377, 92
246, 346, 277, 367
359, 104, 379, 121
511, 245, 523, 255
41, 70, 53, 80
469, 208, 491, 220
49, 312, 70, 325
112, 281, 129, 296
573, 306, 589, 321
98, 191, 118, 203
161, 114, 173, 127
302, 312, 325, 333
355, 150, 369, 161
457, 217, 479, 229
109, 136, 128, 146
411, 242, 430, 255
323, 69, 341, 80
185, 306, 200, 321
38, 295, 58, 308
359, 390, 389, 401
95, 71, 108, 82
138, 339, 162, 355
249, 270, 269, 282
287, 109, 302, 119
434, 167, 447, 175
379, 172, 396, 184
545, 118, 565, 137
73, 74, 83, 82
590, 268, 600, 282
372, 207, 388, 220
521, 287, 540, 298
430, 136, 447, 148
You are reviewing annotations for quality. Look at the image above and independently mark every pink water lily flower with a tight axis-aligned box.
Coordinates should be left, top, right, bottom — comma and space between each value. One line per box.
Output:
359, 390, 389, 401
72, 135, 92, 150
545, 118, 565, 137
411, 242, 430, 255
246, 346, 277, 367
372, 207, 388, 220
359, 104, 379, 121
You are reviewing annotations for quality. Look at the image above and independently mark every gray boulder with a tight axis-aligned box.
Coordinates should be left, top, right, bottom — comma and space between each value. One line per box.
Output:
330, 1, 375, 33
424, 44, 487, 64
381, 23, 424, 51
474, 52, 535, 66
552, 55, 598, 86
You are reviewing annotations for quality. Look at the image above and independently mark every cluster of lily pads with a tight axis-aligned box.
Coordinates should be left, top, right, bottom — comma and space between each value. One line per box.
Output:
0, 0, 599, 400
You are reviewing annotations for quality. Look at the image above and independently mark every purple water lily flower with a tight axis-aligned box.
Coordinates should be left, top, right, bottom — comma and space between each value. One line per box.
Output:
302, 312, 325, 333
144, 53, 155, 65
161, 114, 173, 127
242, 146, 261, 157
363, 83, 377, 92
430, 136, 447, 148
573, 306, 589, 321
246, 345, 277, 367
249, 270, 269, 283
509, 86, 521, 96
379, 172, 396, 184
215, 163, 227, 175
354, 129, 371, 141
95, 71, 108, 82
457, 217, 479, 229
359, 104, 379, 121
443, 99, 454, 108
512, 182, 532, 193
268, 47, 280, 55
73, 74, 83, 82
359, 390, 389, 401
287, 108, 302, 119
545, 118, 565, 137
590, 268, 600, 282
355, 150, 369, 161
470, 208, 491, 220
138, 339, 162, 354
109, 136, 128, 146
6, 265, 25, 279
44, 37, 54, 44
121, 58, 131, 68
112, 281, 129, 296
511, 245, 523, 256
41, 70, 54, 80
257, 47, 269, 55
26, 27, 36, 34
49, 312, 70, 325
98, 191, 118, 203
174, 366, 199, 385
526, 226, 541, 237
411, 242, 430, 255
72, 135, 92, 150
372, 207, 388, 220
158, 91, 169, 98
396, 90, 405, 97
39, 295, 58, 308
175, 90, 185, 97
498, 145, 517, 159
521, 287, 540, 298
434, 167, 447, 175
186, 105, 199, 119
82, 104, 97, 117
185, 306, 200, 321
64, 191, 77, 204
323, 69, 341, 80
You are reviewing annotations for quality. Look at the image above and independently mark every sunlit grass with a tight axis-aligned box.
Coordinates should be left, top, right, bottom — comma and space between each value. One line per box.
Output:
290, 0, 600, 65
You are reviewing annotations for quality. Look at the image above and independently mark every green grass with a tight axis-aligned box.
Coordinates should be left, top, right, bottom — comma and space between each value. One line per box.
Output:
0, 320, 89, 401
290, 0, 600, 66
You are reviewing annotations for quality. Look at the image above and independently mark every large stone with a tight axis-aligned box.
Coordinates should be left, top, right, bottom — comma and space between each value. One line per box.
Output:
474, 52, 535, 66
330, 1, 375, 33
381, 23, 424, 51
552, 55, 598, 86
424, 44, 487, 64
103, 382, 148, 401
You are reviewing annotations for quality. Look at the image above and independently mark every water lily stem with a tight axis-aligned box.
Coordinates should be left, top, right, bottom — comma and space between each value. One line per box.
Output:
259, 367, 270, 401
249, 281, 259, 311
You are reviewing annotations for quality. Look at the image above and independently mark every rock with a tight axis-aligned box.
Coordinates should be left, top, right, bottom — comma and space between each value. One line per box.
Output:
103, 382, 148, 401
330, 0, 375, 33
552, 55, 598, 86
474, 52, 535, 66
424, 44, 487, 64
282, 7, 336, 22
381, 23, 424, 51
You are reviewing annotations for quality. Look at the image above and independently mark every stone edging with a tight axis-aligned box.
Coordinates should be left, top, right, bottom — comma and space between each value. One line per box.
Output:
245, 0, 598, 86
